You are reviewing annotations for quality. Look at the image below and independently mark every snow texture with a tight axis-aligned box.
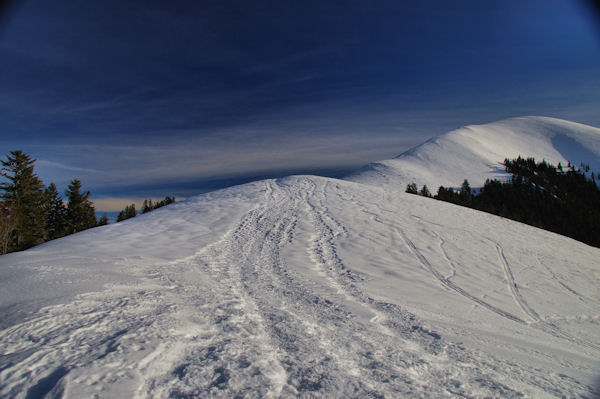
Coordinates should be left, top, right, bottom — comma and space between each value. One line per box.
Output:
1, 117, 600, 398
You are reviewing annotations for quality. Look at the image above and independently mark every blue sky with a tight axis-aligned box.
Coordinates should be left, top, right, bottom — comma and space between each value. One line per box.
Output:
1, 0, 599, 211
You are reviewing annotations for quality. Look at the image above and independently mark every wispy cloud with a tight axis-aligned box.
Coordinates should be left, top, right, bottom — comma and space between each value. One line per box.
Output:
39, 130, 413, 187
36, 159, 99, 173
21, 106, 431, 194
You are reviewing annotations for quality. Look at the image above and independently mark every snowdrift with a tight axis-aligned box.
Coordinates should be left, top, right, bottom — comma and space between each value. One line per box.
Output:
1, 117, 600, 398
347, 116, 600, 190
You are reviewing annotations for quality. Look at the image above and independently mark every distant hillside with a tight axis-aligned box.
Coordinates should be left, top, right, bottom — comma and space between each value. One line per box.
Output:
346, 116, 600, 190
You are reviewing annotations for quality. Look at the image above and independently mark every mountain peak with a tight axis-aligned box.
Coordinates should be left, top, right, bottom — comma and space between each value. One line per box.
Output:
347, 116, 600, 190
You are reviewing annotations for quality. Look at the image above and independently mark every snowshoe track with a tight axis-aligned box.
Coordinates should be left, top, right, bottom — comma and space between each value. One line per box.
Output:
1, 176, 597, 398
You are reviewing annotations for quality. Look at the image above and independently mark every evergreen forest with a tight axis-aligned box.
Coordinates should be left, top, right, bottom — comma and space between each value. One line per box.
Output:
0, 151, 104, 254
0, 150, 175, 254
407, 157, 600, 248
116, 196, 176, 222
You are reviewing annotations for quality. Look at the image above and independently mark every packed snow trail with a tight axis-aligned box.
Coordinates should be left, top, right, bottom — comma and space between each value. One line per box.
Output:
1, 176, 599, 398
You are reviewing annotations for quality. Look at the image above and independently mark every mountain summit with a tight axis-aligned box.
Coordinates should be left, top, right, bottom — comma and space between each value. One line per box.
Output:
348, 116, 600, 190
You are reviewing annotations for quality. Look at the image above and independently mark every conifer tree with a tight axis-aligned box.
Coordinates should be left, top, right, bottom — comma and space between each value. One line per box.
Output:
419, 185, 432, 198
0, 151, 48, 251
127, 204, 136, 218
459, 179, 472, 205
405, 183, 418, 194
141, 199, 153, 214
116, 203, 136, 222
44, 183, 68, 240
65, 179, 97, 233
0, 199, 17, 254
97, 214, 109, 226
117, 204, 137, 222
141, 196, 176, 213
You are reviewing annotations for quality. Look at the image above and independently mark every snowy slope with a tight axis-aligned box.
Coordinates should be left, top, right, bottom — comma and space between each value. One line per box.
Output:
347, 116, 600, 190
1, 174, 599, 398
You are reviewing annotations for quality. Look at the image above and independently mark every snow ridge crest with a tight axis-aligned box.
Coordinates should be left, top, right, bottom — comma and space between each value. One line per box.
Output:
346, 116, 600, 190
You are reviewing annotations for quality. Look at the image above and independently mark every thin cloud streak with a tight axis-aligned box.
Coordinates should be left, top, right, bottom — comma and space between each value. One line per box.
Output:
35, 131, 418, 190
36, 159, 99, 174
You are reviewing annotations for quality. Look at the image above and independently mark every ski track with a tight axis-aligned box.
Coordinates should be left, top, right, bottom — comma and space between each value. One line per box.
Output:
491, 241, 600, 353
535, 254, 587, 303
434, 232, 457, 280
0, 177, 597, 397
308, 182, 588, 397
399, 228, 526, 325
494, 242, 540, 324
399, 211, 600, 356
341, 190, 598, 396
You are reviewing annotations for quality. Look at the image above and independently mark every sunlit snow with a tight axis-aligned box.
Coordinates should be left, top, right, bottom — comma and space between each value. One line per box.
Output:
348, 116, 600, 190
1, 117, 599, 398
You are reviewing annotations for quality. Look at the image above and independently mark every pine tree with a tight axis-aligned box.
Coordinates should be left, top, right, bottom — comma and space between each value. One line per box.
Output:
116, 204, 136, 222
127, 204, 136, 218
459, 179, 472, 205
141, 199, 153, 214
44, 183, 68, 240
141, 196, 176, 213
0, 151, 48, 251
0, 199, 18, 254
419, 185, 432, 198
65, 179, 97, 234
97, 214, 109, 226
405, 183, 418, 194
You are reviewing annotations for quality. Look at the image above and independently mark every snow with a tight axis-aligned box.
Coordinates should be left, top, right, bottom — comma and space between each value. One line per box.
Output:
1, 117, 600, 398
347, 116, 600, 190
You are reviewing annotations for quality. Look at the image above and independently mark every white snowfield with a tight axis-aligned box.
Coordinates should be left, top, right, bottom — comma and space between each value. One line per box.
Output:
1, 117, 600, 398
347, 116, 600, 191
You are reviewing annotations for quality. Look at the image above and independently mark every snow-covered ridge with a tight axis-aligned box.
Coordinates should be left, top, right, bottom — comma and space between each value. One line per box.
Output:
1, 117, 599, 397
347, 116, 600, 190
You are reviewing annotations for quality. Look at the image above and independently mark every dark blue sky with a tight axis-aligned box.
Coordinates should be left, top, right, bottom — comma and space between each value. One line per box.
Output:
1, 0, 599, 211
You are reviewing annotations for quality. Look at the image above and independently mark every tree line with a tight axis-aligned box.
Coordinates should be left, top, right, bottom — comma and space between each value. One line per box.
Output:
116, 196, 176, 222
406, 157, 600, 248
0, 150, 177, 254
0, 150, 104, 254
